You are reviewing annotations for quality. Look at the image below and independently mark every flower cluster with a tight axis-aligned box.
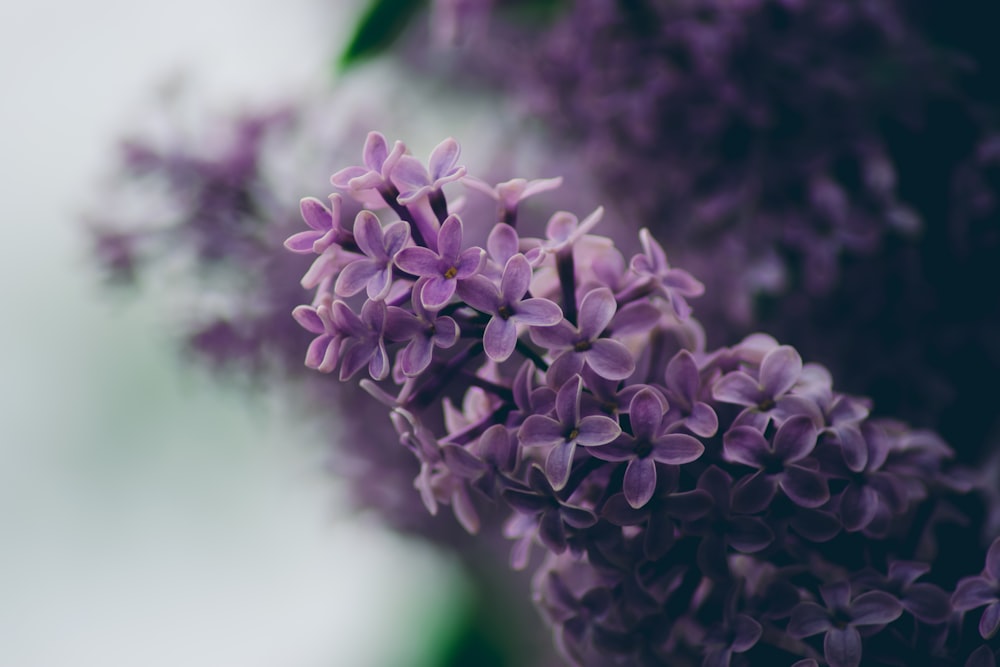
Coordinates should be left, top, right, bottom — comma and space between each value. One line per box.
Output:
288, 133, 997, 666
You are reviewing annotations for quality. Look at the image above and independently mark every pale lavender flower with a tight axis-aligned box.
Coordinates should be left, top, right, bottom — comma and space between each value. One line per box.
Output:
393, 214, 484, 308
334, 212, 409, 301
391, 137, 466, 205
330, 131, 406, 208
456, 253, 562, 362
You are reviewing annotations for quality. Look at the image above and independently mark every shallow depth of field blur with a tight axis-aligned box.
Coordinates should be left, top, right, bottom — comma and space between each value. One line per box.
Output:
0, 2, 481, 665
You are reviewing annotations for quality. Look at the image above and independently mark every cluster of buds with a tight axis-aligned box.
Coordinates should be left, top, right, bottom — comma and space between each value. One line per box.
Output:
286, 132, 997, 667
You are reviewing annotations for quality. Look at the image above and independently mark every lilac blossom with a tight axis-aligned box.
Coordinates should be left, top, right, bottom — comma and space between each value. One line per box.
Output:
393, 214, 484, 309
271, 133, 994, 667
390, 137, 466, 205
953, 538, 1000, 639
334, 211, 409, 301
456, 253, 562, 362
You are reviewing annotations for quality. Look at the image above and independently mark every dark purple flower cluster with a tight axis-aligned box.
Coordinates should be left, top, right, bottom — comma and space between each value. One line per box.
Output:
288, 132, 998, 666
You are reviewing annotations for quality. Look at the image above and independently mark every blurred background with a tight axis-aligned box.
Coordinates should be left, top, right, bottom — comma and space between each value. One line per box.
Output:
0, 2, 480, 665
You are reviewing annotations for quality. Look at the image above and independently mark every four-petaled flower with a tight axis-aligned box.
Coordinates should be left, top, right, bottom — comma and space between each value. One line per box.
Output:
385, 280, 460, 377
284, 194, 348, 255
630, 228, 705, 318
587, 387, 705, 508
457, 254, 562, 362
787, 581, 903, 667
334, 211, 409, 301
394, 214, 485, 308
712, 344, 819, 430
519, 375, 622, 490
390, 137, 466, 205
530, 287, 636, 384
331, 131, 406, 208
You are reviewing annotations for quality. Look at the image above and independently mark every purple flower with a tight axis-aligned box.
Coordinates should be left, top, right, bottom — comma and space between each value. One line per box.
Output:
953, 538, 1000, 639
701, 614, 762, 667
724, 414, 829, 510
661, 349, 718, 437
530, 287, 635, 383
787, 581, 903, 667
502, 466, 598, 554
712, 344, 819, 430
330, 131, 406, 208
336, 298, 390, 381
393, 214, 484, 309
463, 175, 564, 224
283, 194, 348, 255
524, 207, 605, 263
291, 294, 344, 373
385, 281, 459, 377
587, 387, 705, 509
390, 137, 466, 205
456, 253, 562, 362
629, 228, 704, 318
519, 375, 621, 490
334, 211, 409, 301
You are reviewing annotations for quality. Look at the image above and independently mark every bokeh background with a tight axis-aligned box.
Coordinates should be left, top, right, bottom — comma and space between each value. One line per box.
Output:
0, 2, 478, 665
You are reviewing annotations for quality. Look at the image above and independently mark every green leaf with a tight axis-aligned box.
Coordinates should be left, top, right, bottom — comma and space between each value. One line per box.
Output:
338, 0, 427, 70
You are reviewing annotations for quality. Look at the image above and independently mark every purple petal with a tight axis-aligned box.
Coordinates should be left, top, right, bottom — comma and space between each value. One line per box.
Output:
292, 305, 325, 334
851, 590, 903, 626
727, 516, 774, 553
382, 221, 410, 256
586, 436, 638, 462
456, 275, 500, 313
366, 266, 393, 301
545, 441, 577, 491
824, 626, 862, 667
483, 316, 517, 362
362, 131, 389, 170
712, 372, 762, 407
759, 345, 803, 397
954, 577, 999, 612
503, 488, 548, 514
731, 471, 778, 514
520, 415, 566, 448
284, 230, 322, 253
545, 352, 585, 389
338, 340, 373, 381
577, 288, 617, 340
334, 259, 378, 297
432, 316, 459, 348
697, 466, 733, 510
787, 602, 833, 638
965, 645, 996, 667
487, 223, 519, 265
436, 215, 463, 262
686, 402, 719, 437
586, 339, 636, 381
902, 583, 952, 624
888, 561, 930, 586
836, 425, 869, 472
577, 415, 623, 446
514, 298, 563, 326
421, 275, 456, 309
987, 537, 1000, 581
353, 211, 385, 259
665, 350, 700, 401
395, 246, 441, 276
629, 388, 667, 442
440, 443, 487, 478
610, 301, 660, 335
554, 375, 582, 427
651, 433, 705, 465
839, 484, 879, 532
428, 137, 460, 180
368, 340, 389, 380
723, 426, 769, 467
981, 602, 1000, 639
299, 196, 333, 231
455, 247, 484, 278
665, 490, 714, 521
538, 510, 568, 554
623, 457, 658, 509
561, 504, 598, 529
780, 465, 830, 508
790, 509, 841, 542
500, 254, 532, 302
399, 335, 434, 376
602, 493, 645, 526
731, 615, 762, 652
529, 319, 577, 349
773, 415, 819, 463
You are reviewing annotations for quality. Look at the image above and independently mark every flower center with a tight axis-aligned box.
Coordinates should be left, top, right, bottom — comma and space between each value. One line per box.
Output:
444, 266, 458, 279
574, 340, 592, 352
634, 439, 653, 458
758, 397, 776, 411
498, 304, 513, 320
567, 428, 580, 441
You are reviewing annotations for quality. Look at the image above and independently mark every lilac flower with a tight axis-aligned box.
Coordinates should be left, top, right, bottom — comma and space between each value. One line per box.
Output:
701, 614, 762, 667
530, 287, 635, 384
519, 375, 621, 490
463, 175, 563, 225
787, 581, 903, 667
334, 211, 409, 301
385, 281, 459, 377
390, 137, 466, 205
712, 344, 819, 430
456, 253, 562, 362
661, 349, 718, 437
283, 194, 348, 255
330, 131, 405, 208
587, 388, 705, 508
724, 415, 829, 510
953, 538, 1000, 639
393, 214, 484, 308
629, 228, 705, 319
291, 294, 344, 373
502, 466, 598, 555
335, 298, 389, 381
854, 561, 952, 625
524, 207, 605, 263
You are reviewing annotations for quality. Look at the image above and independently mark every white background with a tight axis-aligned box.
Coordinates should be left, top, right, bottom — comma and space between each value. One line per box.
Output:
0, 2, 470, 665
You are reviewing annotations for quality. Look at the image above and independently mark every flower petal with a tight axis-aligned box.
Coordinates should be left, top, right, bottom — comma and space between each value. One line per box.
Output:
651, 433, 704, 465
787, 602, 833, 638
780, 465, 830, 508
623, 457, 658, 509
586, 338, 636, 381
545, 441, 577, 491
514, 298, 563, 326
759, 345, 803, 397
723, 426, 769, 467
577, 415, 623, 446
519, 415, 566, 448
483, 316, 517, 362
577, 288, 617, 340
824, 626, 862, 667
773, 415, 819, 463
712, 372, 762, 406
850, 590, 903, 626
